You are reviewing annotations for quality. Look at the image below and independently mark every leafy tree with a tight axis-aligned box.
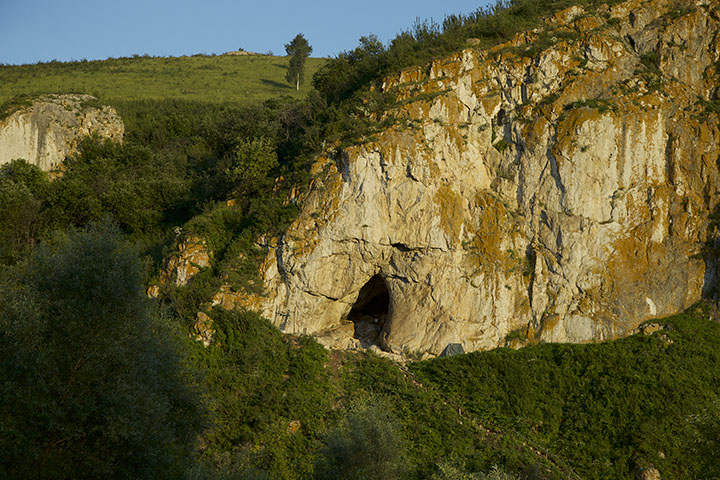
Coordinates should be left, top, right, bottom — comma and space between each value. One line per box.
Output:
0, 159, 51, 198
0, 160, 51, 263
0, 221, 204, 479
285, 34, 313, 91
0, 179, 43, 262
686, 396, 720, 478
225, 136, 278, 198
193, 308, 334, 480
314, 397, 408, 480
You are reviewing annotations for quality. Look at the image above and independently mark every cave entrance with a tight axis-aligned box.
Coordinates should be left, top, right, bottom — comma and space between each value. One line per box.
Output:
347, 274, 391, 349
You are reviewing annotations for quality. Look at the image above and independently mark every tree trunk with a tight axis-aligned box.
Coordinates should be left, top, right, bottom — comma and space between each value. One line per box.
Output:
296, 76, 300, 91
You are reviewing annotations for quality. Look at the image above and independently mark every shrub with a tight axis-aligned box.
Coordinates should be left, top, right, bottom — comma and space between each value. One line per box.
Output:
0, 221, 204, 479
314, 397, 408, 480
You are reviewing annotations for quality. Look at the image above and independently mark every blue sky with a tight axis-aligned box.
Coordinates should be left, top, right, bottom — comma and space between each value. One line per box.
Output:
0, 1, 491, 65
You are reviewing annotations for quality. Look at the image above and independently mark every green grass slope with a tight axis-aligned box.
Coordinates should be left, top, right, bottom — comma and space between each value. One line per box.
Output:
189, 303, 720, 479
411, 302, 720, 479
0, 54, 326, 106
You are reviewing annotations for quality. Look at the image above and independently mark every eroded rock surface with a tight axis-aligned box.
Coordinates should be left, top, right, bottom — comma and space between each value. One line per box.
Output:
159, 236, 212, 287
222, 0, 720, 355
0, 94, 124, 171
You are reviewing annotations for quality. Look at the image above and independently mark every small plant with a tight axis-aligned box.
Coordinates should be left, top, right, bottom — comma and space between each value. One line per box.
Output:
667, 5, 695, 20
538, 91, 560, 106
504, 328, 527, 346
314, 396, 408, 480
493, 139, 510, 153
563, 98, 618, 113
639, 52, 662, 77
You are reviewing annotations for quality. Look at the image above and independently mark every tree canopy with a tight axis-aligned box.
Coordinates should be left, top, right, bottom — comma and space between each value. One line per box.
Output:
0, 221, 204, 479
285, 34, 313, 91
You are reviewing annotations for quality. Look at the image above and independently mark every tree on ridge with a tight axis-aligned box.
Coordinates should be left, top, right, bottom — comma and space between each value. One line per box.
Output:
285, 33, 312, 91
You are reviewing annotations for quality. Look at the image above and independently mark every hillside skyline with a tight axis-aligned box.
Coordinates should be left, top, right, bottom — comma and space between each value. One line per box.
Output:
0, 0, 489, 65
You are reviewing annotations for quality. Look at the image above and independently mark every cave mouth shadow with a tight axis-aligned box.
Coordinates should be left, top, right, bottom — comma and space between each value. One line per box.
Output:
347, 274, 391, 349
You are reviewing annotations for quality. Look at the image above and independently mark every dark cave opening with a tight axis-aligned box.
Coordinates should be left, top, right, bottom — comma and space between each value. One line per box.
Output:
347, 274, 391, 348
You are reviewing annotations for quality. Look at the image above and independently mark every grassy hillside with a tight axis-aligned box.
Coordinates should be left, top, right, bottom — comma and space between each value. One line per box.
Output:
412, 302, 720, 479
0, 54, 326, 105
184, 302, 720, 479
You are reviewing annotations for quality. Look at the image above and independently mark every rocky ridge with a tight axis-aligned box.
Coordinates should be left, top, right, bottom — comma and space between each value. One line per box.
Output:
217, 0, 720, 356
0, 94, 124, 172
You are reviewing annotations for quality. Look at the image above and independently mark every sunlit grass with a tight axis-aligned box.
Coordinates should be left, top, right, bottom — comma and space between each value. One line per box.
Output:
0, 54, 327, 105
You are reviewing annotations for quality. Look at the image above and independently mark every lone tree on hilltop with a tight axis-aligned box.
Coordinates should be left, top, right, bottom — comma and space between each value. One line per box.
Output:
285, 33, 312, 90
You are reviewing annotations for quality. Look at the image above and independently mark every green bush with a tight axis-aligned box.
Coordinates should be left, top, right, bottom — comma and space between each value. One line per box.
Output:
194, 309, 334, 480
314, 397, 408, 480
0, 221, 204, 479
411, 305, 720, 479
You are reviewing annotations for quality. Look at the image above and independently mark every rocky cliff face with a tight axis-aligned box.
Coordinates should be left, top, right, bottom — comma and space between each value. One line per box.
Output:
221, 0, 720, 355
0, 94, 124, 172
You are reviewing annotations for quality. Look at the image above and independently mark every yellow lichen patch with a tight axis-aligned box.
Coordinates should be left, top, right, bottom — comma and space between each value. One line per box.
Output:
440, 124, 469, 155
430, 54, 465, 80
479, 95, 502, 118
552, 106, 606, 157
428, 94, 470, 126
522, 116, 551, 147
213, 284, 266, 311
574, 15, 605, 32
538, 314, 562, 339
399, 99, 433, 123
286, 160, 347, 258
309, 155, 333, 176
545, 5, 586, 25
606, 233, 651, 285
371, 129, 415, 163
420, 79, 447, 96
463, 193, 516, 273
434, 185, 465, 243
398, 68, 425, 86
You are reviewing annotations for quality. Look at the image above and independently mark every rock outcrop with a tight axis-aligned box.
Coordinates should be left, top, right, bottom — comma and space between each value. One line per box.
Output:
221, 0, 720, 355
158, 236, 212, 287
0, 94, 124, 172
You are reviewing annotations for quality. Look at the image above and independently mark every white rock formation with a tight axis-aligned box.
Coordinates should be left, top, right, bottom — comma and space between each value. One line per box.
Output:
0, 94, 124, 172
217, 0, 720, 356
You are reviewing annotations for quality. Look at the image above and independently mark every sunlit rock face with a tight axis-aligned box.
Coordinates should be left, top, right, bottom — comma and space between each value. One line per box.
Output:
0, 94, 124, 172
220, 0, 720, 355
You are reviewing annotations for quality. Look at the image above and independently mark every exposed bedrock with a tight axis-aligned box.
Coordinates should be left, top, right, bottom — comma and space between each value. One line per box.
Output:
218, 0, 720, 355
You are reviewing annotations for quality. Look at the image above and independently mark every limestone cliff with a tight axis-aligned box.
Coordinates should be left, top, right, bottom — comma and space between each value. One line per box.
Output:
0, 94, 124, 172
220, 0, 720, 355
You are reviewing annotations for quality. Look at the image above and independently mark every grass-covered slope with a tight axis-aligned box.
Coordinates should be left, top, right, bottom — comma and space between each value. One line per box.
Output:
0, 54, 326, 106
411, 302, 720, 479
191, 303, 720, 480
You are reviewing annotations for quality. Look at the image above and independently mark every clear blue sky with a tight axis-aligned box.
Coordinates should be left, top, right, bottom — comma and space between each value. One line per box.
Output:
0, 1, 492, 65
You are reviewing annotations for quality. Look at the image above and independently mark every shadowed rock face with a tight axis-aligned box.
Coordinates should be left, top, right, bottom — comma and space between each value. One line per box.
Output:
219, 0, 720, 355
347, 274, 391, 348
0, 94, 124, 172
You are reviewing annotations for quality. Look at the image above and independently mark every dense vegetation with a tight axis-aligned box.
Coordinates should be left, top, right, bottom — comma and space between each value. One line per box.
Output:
310, 0, 623, 104
1, 0, 719, 478
189, 304, 720, 480
0, 223, 204, 479
413, 303, 720, 479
